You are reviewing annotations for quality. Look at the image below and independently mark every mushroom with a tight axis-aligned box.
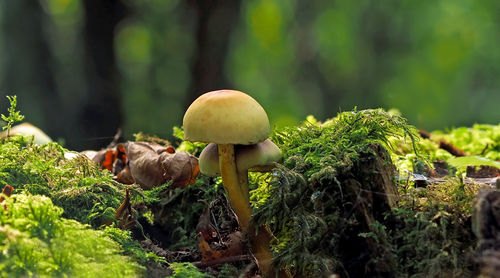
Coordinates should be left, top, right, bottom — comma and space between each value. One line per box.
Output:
199, 139, 282, 201
0, 122, 52, 144
198, 142, 220, 177
234, 139, 281, 202
184, 90, 269, 228
184, 90, 287, 277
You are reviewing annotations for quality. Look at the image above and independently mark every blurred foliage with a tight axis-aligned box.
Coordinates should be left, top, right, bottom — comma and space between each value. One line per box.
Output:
433, 124, 500, 161
1, 0, 499, 149
389, 122, 500, 179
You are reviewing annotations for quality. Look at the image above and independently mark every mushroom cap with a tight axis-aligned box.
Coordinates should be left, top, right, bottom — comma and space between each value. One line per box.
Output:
183, 90, 270, 145
198, 142, 220, 176
235, 139, 281, 172
198, 139, 281, 176
0, 122, 53, 144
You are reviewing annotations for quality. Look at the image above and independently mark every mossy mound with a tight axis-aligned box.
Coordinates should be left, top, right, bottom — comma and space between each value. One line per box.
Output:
0, 193, 142, 277
0, 136, 165, 274
251, 109, 481, 277
0, 136, 124, 227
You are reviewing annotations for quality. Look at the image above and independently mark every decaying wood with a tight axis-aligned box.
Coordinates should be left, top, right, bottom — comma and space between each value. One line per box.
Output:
341, 144, 398, 276
473, 188, 500, 278
467, 166, 500, 179
365, 144, 399, 210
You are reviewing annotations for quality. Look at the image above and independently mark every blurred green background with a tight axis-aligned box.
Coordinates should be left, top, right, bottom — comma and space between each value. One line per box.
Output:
0, 0, 499, 150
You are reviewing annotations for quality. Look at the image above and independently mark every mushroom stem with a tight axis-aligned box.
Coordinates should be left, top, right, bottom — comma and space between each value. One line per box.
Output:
220, 145, 287, 277
249, 225, 279, 277
218, 144, 251, 228
238, 169, 250, 203
237, 170, 289, 278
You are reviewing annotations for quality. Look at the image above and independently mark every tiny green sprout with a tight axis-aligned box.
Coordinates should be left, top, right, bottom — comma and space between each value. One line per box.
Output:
1, 95, 25, 137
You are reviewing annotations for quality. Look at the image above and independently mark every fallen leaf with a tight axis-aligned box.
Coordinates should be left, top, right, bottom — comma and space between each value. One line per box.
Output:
115, 164, 135, 184
161, 152, 200, 189
126, 142, 168, 189
196, 200, 218, 243
102, 150, 116, 171
126, 142, 199, 189
115, 188, 135, 229
199, 231, 246, 262
81, 141, 199, 189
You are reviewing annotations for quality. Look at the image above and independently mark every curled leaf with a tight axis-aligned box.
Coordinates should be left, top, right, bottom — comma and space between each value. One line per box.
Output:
126, 142, 199, 189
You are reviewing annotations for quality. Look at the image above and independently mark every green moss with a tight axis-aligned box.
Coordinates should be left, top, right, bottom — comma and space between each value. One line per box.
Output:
387, 179, 479, 277
143, 175, 224, 249
389, 122, 500, 178
433, 124, 500, 161
169, 262, 214, 278
389, 135, 453, 178
0, 136, 164, 273
0, 194, 142, 277
103, 226, 166, 266
251, 109, 418, 276
251, 109, 479, 277
0, 139, 124, 227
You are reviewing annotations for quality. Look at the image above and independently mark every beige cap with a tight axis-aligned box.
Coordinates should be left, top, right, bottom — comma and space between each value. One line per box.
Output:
0, 122, 52, 144
198, 142, 220, 176
198, 139, 281, 176
235, 139, 281, 172
183, 90, 270, 145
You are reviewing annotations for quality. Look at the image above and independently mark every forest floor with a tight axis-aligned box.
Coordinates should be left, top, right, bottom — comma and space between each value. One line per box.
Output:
0, 109, 499, 277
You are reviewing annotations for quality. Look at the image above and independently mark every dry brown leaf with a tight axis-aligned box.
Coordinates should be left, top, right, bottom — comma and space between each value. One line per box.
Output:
160, 151, 200, 189
125, 142, 199, 190
196, 200, 218, 243
81, 141, 198, 189
115, 164, 135, 184
199, 231, 246, 262
115, 188, 136, 229
82, 144, 127, 174
126, 142, 167, 189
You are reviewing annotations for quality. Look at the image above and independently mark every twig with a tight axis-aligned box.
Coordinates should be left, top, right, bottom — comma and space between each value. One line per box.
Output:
209, 199, 224, 245
106, 128, 122, 149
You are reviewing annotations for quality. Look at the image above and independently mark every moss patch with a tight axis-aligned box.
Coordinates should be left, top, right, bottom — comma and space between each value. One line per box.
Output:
0, 137, 123, 227
0, 194, 142, 277
251, 109, 480, 277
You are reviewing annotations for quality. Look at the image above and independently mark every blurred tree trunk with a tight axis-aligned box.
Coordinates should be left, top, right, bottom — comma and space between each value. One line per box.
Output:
79, 0, 128, 150
184, 0, 242, 107
0, 0, 62, 140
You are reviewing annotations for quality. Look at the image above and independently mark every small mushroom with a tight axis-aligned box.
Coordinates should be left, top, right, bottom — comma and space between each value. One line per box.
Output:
184, 90, 287, 277
199, 139, 282, 201
235, 139, 281, 202
184, 90, 269, 229
0, 123, 52, 144
198, 142, 220, 177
